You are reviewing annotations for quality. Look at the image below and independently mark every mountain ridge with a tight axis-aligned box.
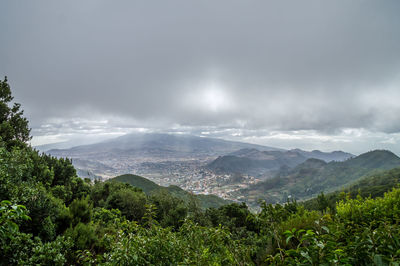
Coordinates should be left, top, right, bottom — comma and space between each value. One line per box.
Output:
207, 148, 353, 177
48, 133, 282, 157
238, 149, 400, 206
46, 133, 284, 178
302, 166, 400, 211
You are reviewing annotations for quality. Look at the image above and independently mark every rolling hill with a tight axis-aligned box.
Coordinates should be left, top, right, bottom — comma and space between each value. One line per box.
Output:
302, 166, 400, 211
110, 174, 231, 209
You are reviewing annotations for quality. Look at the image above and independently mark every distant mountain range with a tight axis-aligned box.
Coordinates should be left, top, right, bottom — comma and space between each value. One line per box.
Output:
46, 133, 283, 177
45, 132, 356, 183
110, 174, 230, 209
289, 149, 354, 162
48, 133, 280, 159
238, 150, 400, 206
207, 148, 353, 177
42, 133, 400, 208
34, 135, 121, 152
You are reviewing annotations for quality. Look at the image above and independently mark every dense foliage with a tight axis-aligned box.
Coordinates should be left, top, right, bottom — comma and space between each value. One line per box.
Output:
1, 77, 400, 265
303, 166, 400, 212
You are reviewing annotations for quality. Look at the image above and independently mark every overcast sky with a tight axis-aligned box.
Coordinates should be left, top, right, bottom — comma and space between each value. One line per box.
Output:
1, 1, 400, 155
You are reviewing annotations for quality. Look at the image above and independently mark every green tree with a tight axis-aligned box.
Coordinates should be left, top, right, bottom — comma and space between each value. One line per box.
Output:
150, 190, 187, 229
0, 200, 33, 265
69, 196, 92, 226
316, 192, 329, 213
106, 188, 147, 222
0, 77, 30, 149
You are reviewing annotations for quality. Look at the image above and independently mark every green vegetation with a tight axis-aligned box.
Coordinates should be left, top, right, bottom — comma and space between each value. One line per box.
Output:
2, 77, 400, 265
112, 174, 231, 209
303, 166, 400, 212
0, 77, 30, 150
242, 152, 400, 206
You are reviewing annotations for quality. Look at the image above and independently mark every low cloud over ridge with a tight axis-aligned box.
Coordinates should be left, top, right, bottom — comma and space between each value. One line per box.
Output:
1, 0, 400, 154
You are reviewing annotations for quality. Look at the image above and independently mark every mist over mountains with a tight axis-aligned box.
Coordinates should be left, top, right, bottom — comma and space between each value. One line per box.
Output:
48, 133, 280, 159
45, 133, 281, 178
45, 133, 354, 179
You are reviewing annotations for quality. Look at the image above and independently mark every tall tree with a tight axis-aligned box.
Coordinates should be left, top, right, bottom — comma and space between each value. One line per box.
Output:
0, 77, 30, 149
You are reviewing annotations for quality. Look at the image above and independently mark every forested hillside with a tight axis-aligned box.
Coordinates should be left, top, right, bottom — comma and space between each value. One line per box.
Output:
207, 150, 307, 176
240, 151, 400, 206
2, 77, 400, 265
303, 166, 400, 211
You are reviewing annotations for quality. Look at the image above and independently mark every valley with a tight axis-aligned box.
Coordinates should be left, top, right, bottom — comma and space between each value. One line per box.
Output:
44, 132, 373, 206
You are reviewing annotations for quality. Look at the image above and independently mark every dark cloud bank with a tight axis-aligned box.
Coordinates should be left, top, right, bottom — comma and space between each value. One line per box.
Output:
1, 1, 400, 154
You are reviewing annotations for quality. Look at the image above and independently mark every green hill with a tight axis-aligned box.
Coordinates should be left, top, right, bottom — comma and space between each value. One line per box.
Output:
111, 174, 161, 194
207, 151, 307, 177
343, 149, 400, 169
110, 174, 230, 209
239, 150, 400, 205
303, 166, 400, 210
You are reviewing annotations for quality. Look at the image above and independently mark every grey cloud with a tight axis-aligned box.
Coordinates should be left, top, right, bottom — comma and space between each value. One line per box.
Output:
1, 0, 400, 141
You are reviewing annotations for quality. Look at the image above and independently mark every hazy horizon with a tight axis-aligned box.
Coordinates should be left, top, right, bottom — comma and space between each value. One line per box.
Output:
1, 1, 400, 155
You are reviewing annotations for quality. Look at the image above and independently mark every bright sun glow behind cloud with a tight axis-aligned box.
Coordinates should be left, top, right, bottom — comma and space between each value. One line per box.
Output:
185, 81, 234, 113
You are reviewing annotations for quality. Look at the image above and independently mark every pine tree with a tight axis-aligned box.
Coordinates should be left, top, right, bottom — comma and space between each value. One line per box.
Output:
0, 77, 31, 149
